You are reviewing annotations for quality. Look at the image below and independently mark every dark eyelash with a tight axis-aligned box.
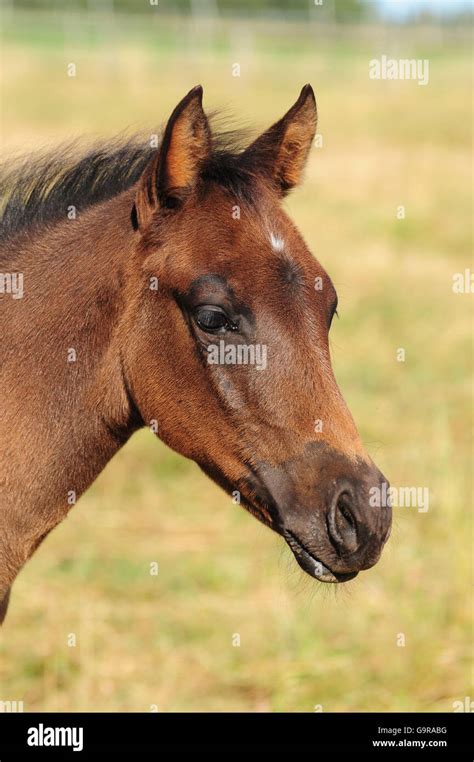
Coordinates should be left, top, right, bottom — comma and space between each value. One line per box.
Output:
329, 304, 339, 327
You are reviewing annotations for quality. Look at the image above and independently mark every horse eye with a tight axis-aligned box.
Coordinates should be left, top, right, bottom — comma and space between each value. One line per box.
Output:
195, 306, 231, 333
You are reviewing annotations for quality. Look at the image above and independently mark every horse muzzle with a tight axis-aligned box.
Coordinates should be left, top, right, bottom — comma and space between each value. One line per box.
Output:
241, 442, 392, 583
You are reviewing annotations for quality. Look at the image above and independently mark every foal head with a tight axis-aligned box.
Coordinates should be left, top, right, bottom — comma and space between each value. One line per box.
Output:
123, 85, 391, 583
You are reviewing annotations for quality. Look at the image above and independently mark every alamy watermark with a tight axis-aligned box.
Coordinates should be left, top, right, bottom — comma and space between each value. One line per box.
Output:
369, 55, 429, 86
207, 340, 267, 371
370, 483, 430, 513
452, 268, 473, 294
0, 700, 24, 712
27, 723, 83, 752
0, 272, 24, 299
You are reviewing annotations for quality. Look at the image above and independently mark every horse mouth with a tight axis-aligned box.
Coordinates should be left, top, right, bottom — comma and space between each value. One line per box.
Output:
284, 530, 358, 583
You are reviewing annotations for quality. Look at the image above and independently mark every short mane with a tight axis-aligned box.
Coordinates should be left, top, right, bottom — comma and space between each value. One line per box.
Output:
0, 123, 257, 243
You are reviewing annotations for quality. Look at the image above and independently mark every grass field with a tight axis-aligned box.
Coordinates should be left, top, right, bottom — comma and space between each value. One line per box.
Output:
0, 9, 472, 711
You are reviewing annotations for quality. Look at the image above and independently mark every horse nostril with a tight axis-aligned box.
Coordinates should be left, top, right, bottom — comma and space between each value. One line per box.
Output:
337, 493, 355, 531
329, 487, 358, 554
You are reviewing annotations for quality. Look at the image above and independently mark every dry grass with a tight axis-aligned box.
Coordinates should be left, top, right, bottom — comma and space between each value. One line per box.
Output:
0, 10, 471, 711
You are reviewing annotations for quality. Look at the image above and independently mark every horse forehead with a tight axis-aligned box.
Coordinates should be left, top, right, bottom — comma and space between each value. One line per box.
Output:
198, 185, 286, 240
187, 191, 323, 287
232, 210, 307, 264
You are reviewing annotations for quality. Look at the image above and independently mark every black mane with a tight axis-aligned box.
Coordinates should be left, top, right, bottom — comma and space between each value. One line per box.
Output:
0, 125, 258, 243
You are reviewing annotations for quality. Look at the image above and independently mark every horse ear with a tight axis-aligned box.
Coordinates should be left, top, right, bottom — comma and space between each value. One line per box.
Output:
243, 84, 317, 195
134, 85, 211, 229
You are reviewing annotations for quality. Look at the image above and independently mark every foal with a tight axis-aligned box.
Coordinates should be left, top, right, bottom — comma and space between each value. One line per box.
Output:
0, 85, 391, 623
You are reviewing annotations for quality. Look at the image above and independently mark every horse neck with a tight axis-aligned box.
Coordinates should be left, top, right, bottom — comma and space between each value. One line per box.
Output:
1, 189, 143, 517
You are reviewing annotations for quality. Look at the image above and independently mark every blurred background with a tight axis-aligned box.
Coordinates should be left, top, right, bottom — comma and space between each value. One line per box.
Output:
0, 0, 472, 711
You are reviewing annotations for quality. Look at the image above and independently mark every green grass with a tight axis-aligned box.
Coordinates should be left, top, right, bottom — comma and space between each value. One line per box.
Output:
0, 10, 472, 712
